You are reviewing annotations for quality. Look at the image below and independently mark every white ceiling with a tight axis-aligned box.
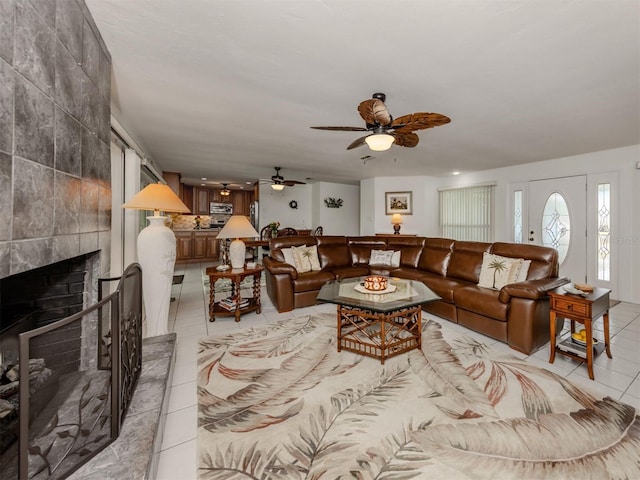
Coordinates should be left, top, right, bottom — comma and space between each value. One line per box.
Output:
85, 0, 639, 188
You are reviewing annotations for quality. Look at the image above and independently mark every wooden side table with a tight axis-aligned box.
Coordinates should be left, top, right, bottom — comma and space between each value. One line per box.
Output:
548, 286, 612, 379
205, 265, 264, 322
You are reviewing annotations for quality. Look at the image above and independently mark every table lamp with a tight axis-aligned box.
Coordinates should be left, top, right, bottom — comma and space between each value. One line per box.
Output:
391, 213, 403, 234
216, 215, 260, 269
123, 182, 190, 337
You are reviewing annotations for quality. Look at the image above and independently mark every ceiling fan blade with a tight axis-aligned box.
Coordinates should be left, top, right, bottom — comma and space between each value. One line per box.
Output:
391, 112, 451, 132
393, 132, 420, 148
358, 99, 392, 126
346, 135, 369, 150
310, 126, 368, 131
282, 180, 306, 186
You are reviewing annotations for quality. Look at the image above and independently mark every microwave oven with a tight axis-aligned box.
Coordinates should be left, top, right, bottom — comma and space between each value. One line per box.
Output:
210, 202, 233, 214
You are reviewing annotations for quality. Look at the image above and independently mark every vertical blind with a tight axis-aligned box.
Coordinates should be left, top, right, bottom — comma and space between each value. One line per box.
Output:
439, 184, 495, 241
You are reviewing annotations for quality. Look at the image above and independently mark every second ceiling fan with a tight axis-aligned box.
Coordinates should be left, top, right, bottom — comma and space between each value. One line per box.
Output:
261, 167, 306, 191
311, 93, 451, 151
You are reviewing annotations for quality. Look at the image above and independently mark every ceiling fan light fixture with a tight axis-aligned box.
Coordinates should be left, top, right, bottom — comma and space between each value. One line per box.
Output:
365, 133, 394, 151
220, 183, 231, 196
271, 183, 285, 191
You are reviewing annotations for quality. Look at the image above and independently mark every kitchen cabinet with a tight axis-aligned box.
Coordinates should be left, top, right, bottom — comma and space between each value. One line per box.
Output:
175, 232, 193, 261
206, 235, 220, 259
195, 188, 210, 214
181, 184, 194, 212
174, 230, 221, 263
232, 191, 246, 216
189, 188, 253, 216
163, 171, 181, 196
193, 234, 208, 259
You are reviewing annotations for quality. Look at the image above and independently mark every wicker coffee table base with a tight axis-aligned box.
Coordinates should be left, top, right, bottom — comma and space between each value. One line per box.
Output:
336, 304, 422, 364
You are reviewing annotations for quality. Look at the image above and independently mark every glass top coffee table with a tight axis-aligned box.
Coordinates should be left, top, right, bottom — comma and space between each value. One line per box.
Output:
317, 276, 440, 363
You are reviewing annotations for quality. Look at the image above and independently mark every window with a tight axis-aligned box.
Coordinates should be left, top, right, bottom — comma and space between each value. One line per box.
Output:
597, 183, 611, 281
439, 184, 495, 241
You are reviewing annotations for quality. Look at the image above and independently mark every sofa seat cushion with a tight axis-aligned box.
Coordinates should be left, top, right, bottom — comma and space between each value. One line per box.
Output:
420, 273, 468, 304
454, 285, 508, 321
386, 266, 425, 280
325, 266, 369, 280
293, 270, 336, 293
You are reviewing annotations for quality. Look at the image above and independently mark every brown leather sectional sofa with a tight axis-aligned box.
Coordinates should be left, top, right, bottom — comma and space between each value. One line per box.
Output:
263, 235, 570, 354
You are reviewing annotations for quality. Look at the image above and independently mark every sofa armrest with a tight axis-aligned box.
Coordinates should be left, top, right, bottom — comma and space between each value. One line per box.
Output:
263, 257, 298, 280
499, 277, 570, 303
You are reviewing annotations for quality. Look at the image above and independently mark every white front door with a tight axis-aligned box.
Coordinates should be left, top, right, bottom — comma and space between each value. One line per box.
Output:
528, 176, 587, 283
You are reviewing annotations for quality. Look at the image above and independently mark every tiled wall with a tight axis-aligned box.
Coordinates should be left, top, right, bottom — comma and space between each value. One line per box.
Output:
0, 0, 111, 278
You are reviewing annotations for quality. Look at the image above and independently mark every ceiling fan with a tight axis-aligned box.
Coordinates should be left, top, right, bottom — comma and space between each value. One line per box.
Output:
261, 167, 306, 191
311, 93, 451, 151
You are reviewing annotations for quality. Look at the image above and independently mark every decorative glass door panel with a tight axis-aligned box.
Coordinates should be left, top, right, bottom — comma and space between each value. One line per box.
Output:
541, 192, 571, 264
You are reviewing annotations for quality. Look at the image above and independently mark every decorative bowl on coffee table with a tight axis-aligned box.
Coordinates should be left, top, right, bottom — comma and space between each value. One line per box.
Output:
363, 275, 388, 291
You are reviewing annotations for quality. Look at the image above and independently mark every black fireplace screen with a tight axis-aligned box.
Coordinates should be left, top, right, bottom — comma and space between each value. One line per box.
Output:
11, 263, 142, 480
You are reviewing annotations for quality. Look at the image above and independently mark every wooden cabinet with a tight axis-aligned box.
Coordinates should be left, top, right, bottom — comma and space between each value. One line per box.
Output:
206, 235, 220, 259
174, 230, 221, 263
163, 171, 181, 196
232, 191, 245, 216
195, 188, 210, 214
181, 184, 194, 213
175, 232, 193, 261
193, 234, 208, 259
181, 187, 253, 216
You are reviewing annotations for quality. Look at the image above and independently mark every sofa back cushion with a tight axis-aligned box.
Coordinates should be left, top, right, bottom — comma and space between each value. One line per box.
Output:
447, 241, 492, 282
418, 238, 455, 275
490, 242, 559, 280
270, 236, 316, 263
316, 236, 351, 268
347, 237, 388, 266
386, 237, 426, 268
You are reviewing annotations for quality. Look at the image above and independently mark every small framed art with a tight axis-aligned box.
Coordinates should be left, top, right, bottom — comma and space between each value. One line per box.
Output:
385, 191, 412, 215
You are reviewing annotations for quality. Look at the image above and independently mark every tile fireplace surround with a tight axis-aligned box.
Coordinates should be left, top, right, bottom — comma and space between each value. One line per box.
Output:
0, 0, 112, 280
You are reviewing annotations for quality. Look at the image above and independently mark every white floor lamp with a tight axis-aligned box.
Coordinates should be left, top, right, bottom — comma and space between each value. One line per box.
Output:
216, 215, 260, 269
123, 183, 190, 337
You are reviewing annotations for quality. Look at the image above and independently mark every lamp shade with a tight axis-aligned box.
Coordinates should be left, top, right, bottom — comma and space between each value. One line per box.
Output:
271, 183, 285, 191
122, 182, 190, 213
217, 215, 260, 239
365, 133, 394, 151
391, 213, 403, 225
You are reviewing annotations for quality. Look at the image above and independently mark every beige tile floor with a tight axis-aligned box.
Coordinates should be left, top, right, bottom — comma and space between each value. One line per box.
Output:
154, 263, 640, 479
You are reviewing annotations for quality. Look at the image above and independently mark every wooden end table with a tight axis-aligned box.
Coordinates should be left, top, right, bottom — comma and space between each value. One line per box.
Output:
548, 286, 612, 380
205, 265, 264, 322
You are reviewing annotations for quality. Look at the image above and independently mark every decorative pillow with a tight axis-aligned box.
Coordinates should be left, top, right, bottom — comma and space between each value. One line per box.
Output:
515, 259, 531, 282
390, 251, 401, 268
291, 245, 321, 273
477, 253, 523, 290
281, 247, 296, 267
369, 249, 394, 266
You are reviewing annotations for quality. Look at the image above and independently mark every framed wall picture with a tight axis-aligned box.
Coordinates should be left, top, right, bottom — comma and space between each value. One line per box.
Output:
385, 191, 413, 215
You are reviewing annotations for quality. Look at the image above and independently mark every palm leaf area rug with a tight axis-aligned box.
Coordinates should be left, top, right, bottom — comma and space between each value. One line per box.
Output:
197, 313, 640, 479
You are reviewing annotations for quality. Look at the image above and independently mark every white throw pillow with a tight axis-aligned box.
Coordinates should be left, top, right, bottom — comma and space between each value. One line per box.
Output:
369, 249, 394, 266
291, 245, 321, 273
281, 247, 297, 267
516, 259, 531, 282
391, 251, 401, 268
478, 253, 523, 290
